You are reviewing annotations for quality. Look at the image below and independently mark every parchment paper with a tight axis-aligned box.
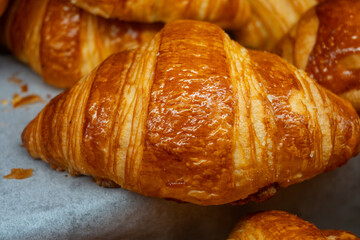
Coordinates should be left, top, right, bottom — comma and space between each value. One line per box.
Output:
0, 55, 359, 239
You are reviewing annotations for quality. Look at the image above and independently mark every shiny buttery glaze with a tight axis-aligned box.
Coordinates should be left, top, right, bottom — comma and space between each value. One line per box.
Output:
3, 0, 162, 88
141, 21, 235, 201
70, 0, 251, 29
306, 0, 360, 94
40, 0, 82, 87
227, 211, 359, 240
276, 0, 360, 111
322, 230, 360, 240
22, 20, 360, 205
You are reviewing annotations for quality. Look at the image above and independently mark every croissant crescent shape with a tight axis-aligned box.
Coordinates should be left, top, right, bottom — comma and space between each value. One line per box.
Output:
227, 211, 359, 240
69, 0, 251, 29
276, 0, 360, 112
234, 0, 321, 50
22, 20, 360, 205
2, 0, 162, 88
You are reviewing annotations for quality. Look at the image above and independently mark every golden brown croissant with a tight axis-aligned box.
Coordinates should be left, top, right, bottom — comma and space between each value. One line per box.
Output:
234, 0, 322, 50
276, 0, 360, 112
227, 211, 359, 240
322, 230, 360, 240
3, 0, 162, 88
69, 0, 251, 29
0, 0, 9, 16
22, 20, 360, 206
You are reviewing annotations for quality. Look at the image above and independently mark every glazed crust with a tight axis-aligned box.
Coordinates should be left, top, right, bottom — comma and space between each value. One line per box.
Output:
322, 230, 360, 240
234, 0, 322, 50
227, 211, 359, 240
3, 0, 162, 88
276, 0, 360, 111
22, 20, 360, 205
69, 0, 251, 29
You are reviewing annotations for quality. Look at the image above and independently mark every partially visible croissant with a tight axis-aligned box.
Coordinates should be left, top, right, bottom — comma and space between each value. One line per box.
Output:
3, 0, 162, 88
234, 0, 321, 50
69, 0, 251, 29
276, 0, 360, 111
227, 211, 359, 240
0, 0, 9, 16
22, 20, 360, 205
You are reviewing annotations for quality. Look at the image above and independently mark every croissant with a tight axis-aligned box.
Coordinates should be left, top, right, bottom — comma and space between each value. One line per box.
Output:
69, 0, 251, 29
22, 20, 360, 206
276, 0, 360, 112
0, 0, 8, 16
3, 0, 162, 88
234, 0, 322, 50
227, 211, 359, 240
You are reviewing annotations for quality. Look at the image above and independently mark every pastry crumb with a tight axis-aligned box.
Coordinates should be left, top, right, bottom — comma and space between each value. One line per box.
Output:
4, 168, 33, 180
1, 99, 8, 105
12, 93, 45, 108
21, 84, 28, 93
8, 73, 22, 85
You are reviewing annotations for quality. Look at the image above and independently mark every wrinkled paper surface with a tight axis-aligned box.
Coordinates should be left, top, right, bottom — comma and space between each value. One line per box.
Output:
1, 55, 359, 239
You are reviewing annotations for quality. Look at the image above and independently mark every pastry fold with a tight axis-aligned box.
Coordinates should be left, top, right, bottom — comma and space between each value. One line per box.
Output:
276, 0, 360, 111
70, 0, 251, 29
3, 0, 162, 88
22, 20, 360, 205
234, 0, 322, 50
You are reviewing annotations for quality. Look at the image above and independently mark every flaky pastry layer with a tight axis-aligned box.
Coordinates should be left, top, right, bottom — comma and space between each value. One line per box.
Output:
22, 20, 360, 205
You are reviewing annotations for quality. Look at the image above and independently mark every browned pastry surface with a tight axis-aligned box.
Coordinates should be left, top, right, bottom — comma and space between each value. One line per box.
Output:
22, 20, 360, 205
227, 211, 359, 240
277, 0, 360, 111
323, 230, 360, 240
3, 0, 162, 88
70, 0, 251, 29
234, 0, 322, 50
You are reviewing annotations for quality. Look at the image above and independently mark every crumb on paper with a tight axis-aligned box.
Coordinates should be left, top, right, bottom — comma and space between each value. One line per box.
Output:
8, 74, 29, 93
12, 93, 45, 108
8, 73, 22, 85
21, 84, 28, 93
4, 168, 33, 180
46, 94, 52, 99
1, 99, 8, 105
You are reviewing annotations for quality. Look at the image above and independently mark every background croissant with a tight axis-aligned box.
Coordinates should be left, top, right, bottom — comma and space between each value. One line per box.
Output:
234, 0, 323, 50
276, 0, 360, 112
22, 20, 360, 206
69, 0, 251, 29
67, 0, 320, 49
2, 0, 162, 88
228, 211, 359, 240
